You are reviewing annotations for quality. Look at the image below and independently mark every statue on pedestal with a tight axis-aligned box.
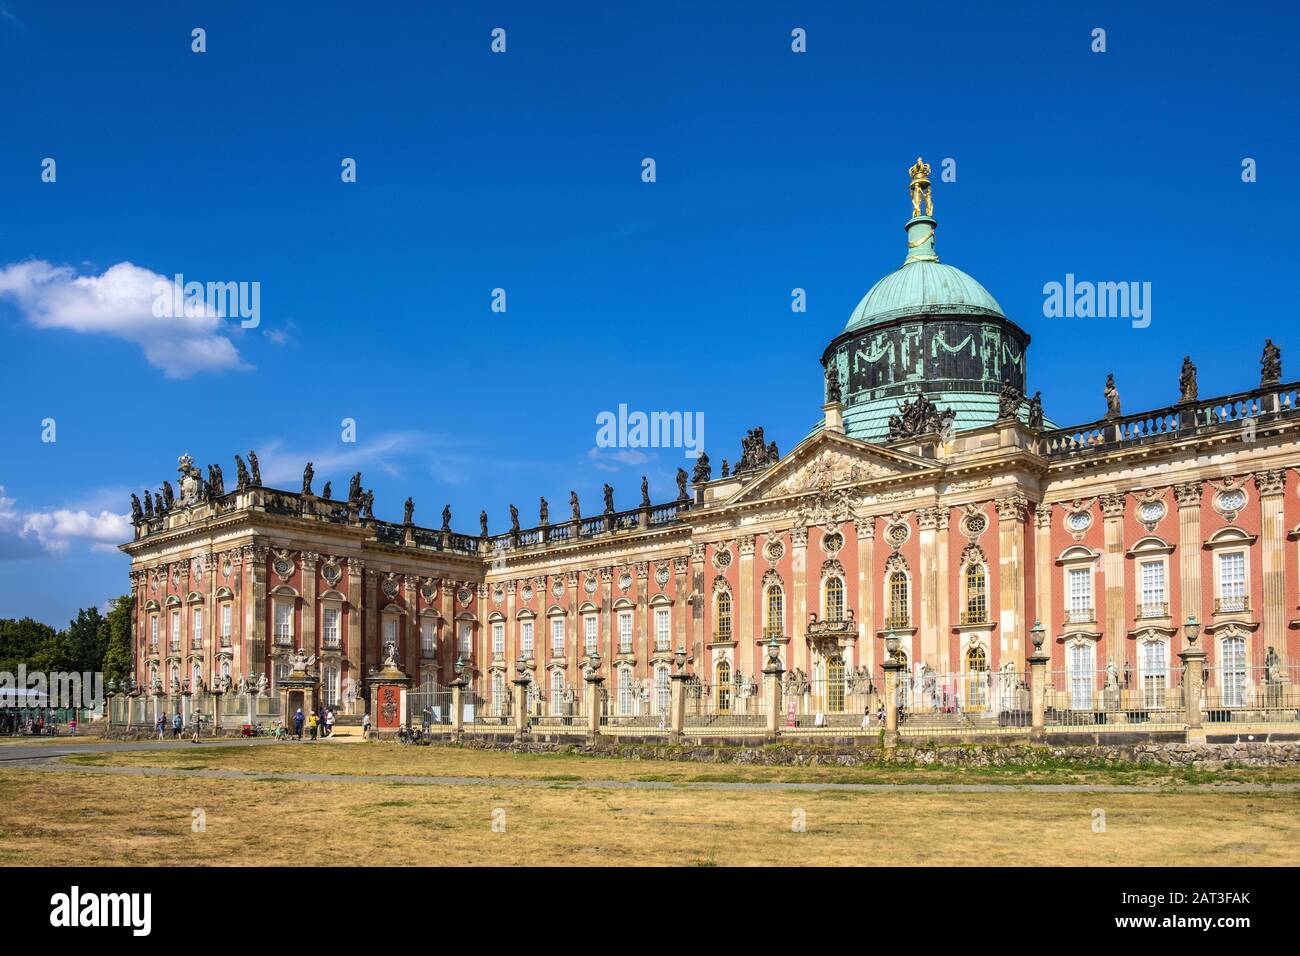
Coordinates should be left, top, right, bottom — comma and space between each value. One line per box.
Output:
1104, 374, 1122, 419
479, 510, 489, 537
569, 491, 581, 520
301, 462, 314, 497
603, 483, 615, 514
1179, 356, 1198, 403
404, 497, 415, 525
442, 504, 452, 531
509, 504, 520, 533
247, 450, 262, 486
692, 453, 711, 484
640, 476, 651, 508
234, 455, 251, 491
539, 497, 549, 525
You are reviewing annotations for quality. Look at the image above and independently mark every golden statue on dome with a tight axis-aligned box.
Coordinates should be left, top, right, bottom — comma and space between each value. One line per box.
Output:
908, 156, 932, 218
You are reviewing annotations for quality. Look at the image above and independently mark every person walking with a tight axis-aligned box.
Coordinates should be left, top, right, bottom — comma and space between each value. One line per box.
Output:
325, 709, 335, 738
156, 713, 166, 740
308, 710, 319, 740
293, 707, 305, 740
190, 713, 201, 744
362, 711, 370, 737
171, 712, 183, 739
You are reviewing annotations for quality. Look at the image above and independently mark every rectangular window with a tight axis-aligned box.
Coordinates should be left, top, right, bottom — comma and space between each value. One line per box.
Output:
383, 618, 397, 646
654, 608, 670, 651
1068, 643, 1094, 710
521, 620, 534, 655
1141, 641, 1167, 709
1218, 552, 1247, 611
584, 615, 598, 655
192, 608, 203, 648
550, 617, 564, 655
1139, 560, 1166, 616
220, 604, 232, 642
618, 612, 633, 654
323, 664, 340, 707
458, 623, 472, 657
1220, 637, 1247, 707
655, 666, 670, 715
274, 603, 293, 645
322, 607, 341, 647
492, 622, 505, 656
420, 621, 434, 656
618, 667, 634, 715
170, 611, 181, 649
1067, 568, 1092, 621
150, 616, 158, 648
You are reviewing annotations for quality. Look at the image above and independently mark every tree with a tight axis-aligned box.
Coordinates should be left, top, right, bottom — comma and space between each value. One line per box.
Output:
0, 617, 58, 672
102, 596, 134, 685
62, 606, 107, 674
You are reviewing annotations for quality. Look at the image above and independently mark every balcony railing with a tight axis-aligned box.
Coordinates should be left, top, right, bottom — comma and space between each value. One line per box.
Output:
1064, 607, 1094, 624
762, 625, 784, 639
884, 614, 910, 630
220, 633, 232, 648
191, 637, 203, 650
274, 633, 293, 646
1215, 596, 1250, 614
713, 629, 734, 642
323, 634, 341, 649
959, 609, 988, 625
1136, 601, 1169, 619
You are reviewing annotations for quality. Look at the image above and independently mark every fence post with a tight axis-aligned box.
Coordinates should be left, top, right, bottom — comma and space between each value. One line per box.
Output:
1178, 616, 1205, 743
450, 681, 465, 739
762, 638, 784, 742
1028, 620, 1048, 740
881, 656, 903, 747
584, 651, 604, 741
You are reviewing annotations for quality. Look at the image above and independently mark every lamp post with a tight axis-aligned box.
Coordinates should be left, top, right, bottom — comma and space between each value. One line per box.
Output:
511, 652, 532, 738
668, 644, 690, 741
450, 653, 468, 738
881, 628, 903, 743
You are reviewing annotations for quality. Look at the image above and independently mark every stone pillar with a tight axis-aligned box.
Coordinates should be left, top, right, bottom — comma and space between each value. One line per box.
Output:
1034, 504, 1054, 651
791, 527, 809, 673
1180, 631, 1207, 743
1174, 482, 1204, 631
1099, 493, 1128, 672
450, 680, 465, 738
1028, 643, 1049, 739
739, 535, 755, 669
512, 672, 531, 738
994, 495, 1029, 665
882, 657, 903, 746
935, 509, 951, 669
669, 666, 688, 741
856, 520, 875, 671
301, 551, 318, 657
918, 507, 940, 668
1256, 470, 1288, 668
246, 544, 268, 678
585, 669, 604, 739
762, 642, 784, 741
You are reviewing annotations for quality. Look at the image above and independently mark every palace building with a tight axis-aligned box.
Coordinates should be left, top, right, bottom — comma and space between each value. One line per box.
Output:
120, 160, 1299, 726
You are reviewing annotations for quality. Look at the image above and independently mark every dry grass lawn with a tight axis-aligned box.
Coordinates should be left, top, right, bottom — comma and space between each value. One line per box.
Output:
0, 764, 1296, 866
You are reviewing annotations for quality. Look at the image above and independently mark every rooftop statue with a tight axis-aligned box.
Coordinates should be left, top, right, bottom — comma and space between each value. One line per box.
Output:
130, 493, 143, 524
569, 491, 580, 521
404, 497, 414, 525
676, 467, 689, 500
721, 459, 730, 477
301, 461, 314, 497
887, 392, 956, 441
734, 427, 778, 473
348, 471, 362, 505
441, 504, 451, 531
824, 361, 842, 403
143, 489, 154, 518
160, 480, 175, 512
322, 481, 331, 501
234, 455, 250, 491
908, 156, 933, 218
996, 380, 1023, 421
640, 476, 651, 507
1104, 373, 1122, 419
207, 463, 225, 497
603, 483, 615, 514
479, 510, 489, 537
1179, 356, 1198, 403
692, 452, 712, 484
1027, 391, 1044, 430
361, 489, 374, 520
509, 504, 520, 532
539, 497, 549, 525
247, 450, 261, 486
1262, 339, 1282, 387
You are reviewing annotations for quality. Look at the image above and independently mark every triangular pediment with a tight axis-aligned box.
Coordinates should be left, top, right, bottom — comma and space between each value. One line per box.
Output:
723, 429, 938, 509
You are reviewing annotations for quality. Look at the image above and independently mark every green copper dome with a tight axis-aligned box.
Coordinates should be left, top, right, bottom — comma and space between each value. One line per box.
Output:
843, 217, 1005, 332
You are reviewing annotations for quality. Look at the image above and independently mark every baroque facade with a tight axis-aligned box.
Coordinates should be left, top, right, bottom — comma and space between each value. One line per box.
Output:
120, 161, 1299, 721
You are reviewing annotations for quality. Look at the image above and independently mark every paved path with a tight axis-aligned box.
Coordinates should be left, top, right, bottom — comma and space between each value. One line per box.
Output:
0, 737, 319, 762
4, 754, 1299, 794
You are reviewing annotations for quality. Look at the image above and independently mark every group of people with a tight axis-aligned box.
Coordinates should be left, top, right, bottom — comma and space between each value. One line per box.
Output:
291, 706, 336, 740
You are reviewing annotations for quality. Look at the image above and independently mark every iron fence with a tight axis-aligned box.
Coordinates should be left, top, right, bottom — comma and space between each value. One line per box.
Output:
1043, 669, 1184, 727
1201, 664, 1300, 723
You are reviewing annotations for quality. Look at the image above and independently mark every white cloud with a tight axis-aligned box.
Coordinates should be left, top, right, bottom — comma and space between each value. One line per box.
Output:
0, 485, 130, 558
586, 447, 652, 472
0, 259, 249, 378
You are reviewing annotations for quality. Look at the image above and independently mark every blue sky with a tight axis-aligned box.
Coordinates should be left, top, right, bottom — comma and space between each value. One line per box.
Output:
1, 0, 1297, 627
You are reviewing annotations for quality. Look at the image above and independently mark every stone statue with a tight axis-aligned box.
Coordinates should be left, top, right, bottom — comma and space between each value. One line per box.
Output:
734, 427, 779, 473
347, 472, 362, 505
234, 455, 250, 491
382, 641, 399, 669
569, 491, 580, 521
675, 468, 689, 500
1027, 391, 1044, 430
784, 668, 809, 697
908, 156, 932, 218
170, 673, 181, 695
301, 462, 314, 496
721, 459, 730, 477
603, 483, 615, 514
767, 440, 778, 461
255, 674, 268, 695
1179, 356, 1198, 403
479, 510, 489, 537
442, 504, 452, 531
887, 392, 956, 441
996, 380, 1023, 420
1264, 646, 1284, 682
539, 497, 549, 525
509, 504, 520, 532
1105, 657, 1119, 689
322, 481, 331, 501
287, 648, 316, 675
404, 497, 414, 524
640, 476, 651, 507
1261, 339, 1282, 387
1104, 374, 1121, 419
1123, 661, 1133, 689
692, 452, 711, 484
207, 464, 225, 497
130, 493, 143, 524
161, 481, 175, 511
247, 450, 261, 486
143, 490, 154, 518
825, 361, 842, 403
361, 489, 375, 520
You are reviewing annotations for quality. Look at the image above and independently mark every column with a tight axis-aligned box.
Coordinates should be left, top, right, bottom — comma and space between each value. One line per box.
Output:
1034, 504, 1054, 648
246, 545, 268, 677
762, 641, 784, 741
365, 570, 379, 672
512, 668, 531, 738
669, 666, 688, 741
856, 519, 875, 670
585, 668, 604, 739
936, 508, 951, 670
302, 552, 318, 658
791, 527, 809, 673
738, 535, 755, 671
994, 495, 1029, 663
882, 657, 903, 745
1255, 470, 1288, 665
1180, 633, 1206, 742
1099, 493, 1128, 670
1174, 481, 1204, 633
917, 507, 940, 668
684, 550, 702, 655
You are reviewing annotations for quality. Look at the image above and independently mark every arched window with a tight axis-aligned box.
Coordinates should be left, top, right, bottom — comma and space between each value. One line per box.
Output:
1068, 642, 1095, 710
492, 671, 506, 717
322, 663, 340, 708
824, 577, 844, 621
170, 663, 180, 689
888, 572, 909, 628
965, 644, 988, 707
716, 591, 732, 641
654, 665, 670, 715
716, 659, 732, 713
1219, 636, 1247, 707
1140, 640, 1167, 709
766, 585, 784, 638
191, 664, 202, 690
550, 670, 564, 713
827, 657, 846, 712
618, 664, 634, 716
964, 564, 987, 624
